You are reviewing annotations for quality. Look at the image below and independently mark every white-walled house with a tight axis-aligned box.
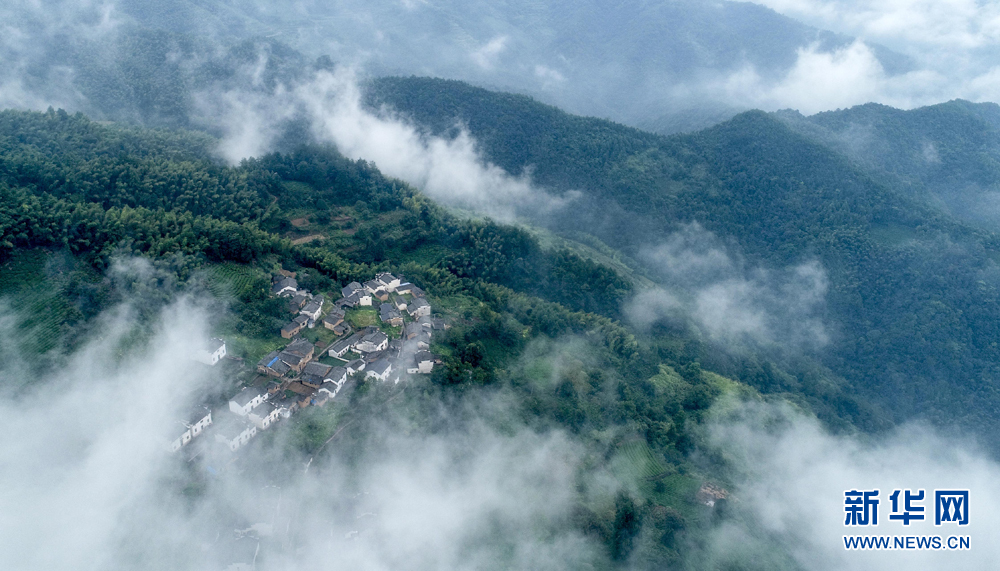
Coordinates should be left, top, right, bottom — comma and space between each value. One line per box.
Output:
229, 387, 267, 416
169, 407, 214, 452
407, 297, 431, 317
195, 338, 227, 366
410, 351, 434, 374
329, 336, 356, 358
345, 359, 366, 374
342, 282, 364, 298
365, 359, 393, 382
355, 330, 388, 353
248, 402, 280, 430
319, 377, 346, 400
376, 272, 400, 292
187, 406, 213, 437
215, 416, 257, 452
169, 422, 192, 452
300, 299, 323, 321
272, 277, 298, 296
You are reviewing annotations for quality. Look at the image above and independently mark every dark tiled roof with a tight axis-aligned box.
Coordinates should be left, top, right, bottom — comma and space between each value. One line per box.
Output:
231, 387, 262, 407
302, 361, 332, 377
284, 338, 314, 357
368, 359, 391, 375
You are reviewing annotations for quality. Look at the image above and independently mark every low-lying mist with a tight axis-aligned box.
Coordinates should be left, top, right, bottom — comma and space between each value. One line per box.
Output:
626, 223, 831, 352
0, 264, 595, 570
697, 398, 1000, 570
2, 258, 996, 569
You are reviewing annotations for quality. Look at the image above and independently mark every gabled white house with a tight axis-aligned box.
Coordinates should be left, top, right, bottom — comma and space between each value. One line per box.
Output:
169, 422, 192, 452
407, 297, 431, 317
319, 378, 346, 400
195, 338, 227, 366
215, 417, 257, 452
229, 387, 267, 416
300, 299, 323, 321
329, 336, 356, 358
169, 406, 214, 452
376, 272, 400, 292
345, 359, 366, 374
248, 402, 280, 430
272, 277, 298, 296
342, 282, 364, 298
187, 406, 213, 437
354, 330, 388, 353
365, 359, 393, 382
407, 351, 434, 374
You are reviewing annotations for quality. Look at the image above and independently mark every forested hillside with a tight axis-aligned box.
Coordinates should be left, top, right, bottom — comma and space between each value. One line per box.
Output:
2, 108, 858, 568
777, 100, 1000, 228
368, 76, 1000, 445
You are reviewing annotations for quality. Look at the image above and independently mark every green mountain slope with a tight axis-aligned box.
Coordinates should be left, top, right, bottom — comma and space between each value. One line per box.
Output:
0, 108, 817, 566
367, 76, 1000, 444
777, 100, 1000, 228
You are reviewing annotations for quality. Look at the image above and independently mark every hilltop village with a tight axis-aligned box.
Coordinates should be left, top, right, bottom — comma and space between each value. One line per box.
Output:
171, 272, 444, 455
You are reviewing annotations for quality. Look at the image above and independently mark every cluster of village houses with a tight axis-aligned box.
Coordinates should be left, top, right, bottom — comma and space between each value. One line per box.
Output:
170, 271, 444, 454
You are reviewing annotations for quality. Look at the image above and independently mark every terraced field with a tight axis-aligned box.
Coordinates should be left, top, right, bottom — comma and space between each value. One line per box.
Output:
207, 262, 263, 299
611, 440, 667, 481
609, 439, 703, 515
0, 250, 77, 355
0, 249, 47, 294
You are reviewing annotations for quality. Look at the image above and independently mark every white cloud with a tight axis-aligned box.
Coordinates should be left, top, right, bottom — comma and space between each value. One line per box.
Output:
470, 35, 508, 70
702, 398, 1000, 570
534, 64, 566, 90
758, 0, 1000, 52
628, 223, 829, 349
199, 87, 298, 163
0, 264, 596, 570
745, 0, 1000, 111
205, 66, 573, 221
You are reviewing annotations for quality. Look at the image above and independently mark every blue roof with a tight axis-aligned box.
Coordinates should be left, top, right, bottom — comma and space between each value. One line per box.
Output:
267, 356, 280, 367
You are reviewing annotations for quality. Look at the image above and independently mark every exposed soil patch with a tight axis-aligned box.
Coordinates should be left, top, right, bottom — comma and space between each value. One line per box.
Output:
291, 234, 325, 245
290, 217, 310, 228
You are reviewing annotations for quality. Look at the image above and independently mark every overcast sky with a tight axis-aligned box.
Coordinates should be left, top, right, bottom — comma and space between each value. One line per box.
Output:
749, 0, 1000, 111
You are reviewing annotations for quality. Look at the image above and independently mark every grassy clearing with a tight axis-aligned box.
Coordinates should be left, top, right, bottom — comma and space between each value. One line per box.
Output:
430, 294, 479, 320
392, 243, 450, 265
224, 334, 287, 364
346, 307, 377, 328
299, 324, 336, 348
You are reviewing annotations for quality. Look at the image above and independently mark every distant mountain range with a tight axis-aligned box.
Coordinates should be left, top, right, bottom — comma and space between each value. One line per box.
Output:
112, 0, 912, 132
778, 100, 1000, 228
367, 76, 1000, 445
